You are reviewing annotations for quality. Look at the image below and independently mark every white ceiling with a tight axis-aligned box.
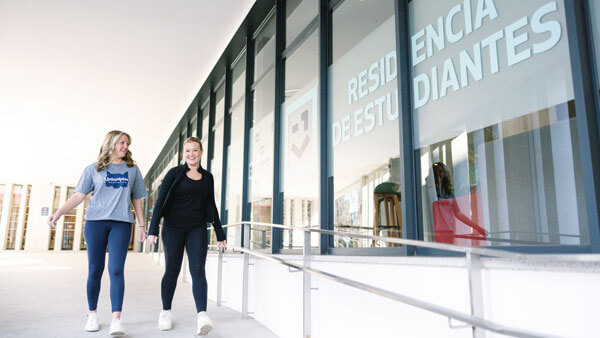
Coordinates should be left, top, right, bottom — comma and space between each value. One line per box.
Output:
0, 0, 255, 185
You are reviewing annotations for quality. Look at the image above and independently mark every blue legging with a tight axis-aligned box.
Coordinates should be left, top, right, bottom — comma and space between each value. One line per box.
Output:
84, 220, 131, 312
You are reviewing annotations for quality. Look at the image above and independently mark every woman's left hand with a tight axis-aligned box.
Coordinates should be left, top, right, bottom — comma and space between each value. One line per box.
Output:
217, 240, 227, 252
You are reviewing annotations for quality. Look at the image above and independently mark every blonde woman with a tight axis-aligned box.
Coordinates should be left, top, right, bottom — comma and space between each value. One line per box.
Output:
147, 137, 226, 335
47, 130, 147, 335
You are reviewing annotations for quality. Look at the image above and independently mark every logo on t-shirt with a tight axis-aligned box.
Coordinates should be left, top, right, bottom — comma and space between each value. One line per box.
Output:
106, 171, 129, 188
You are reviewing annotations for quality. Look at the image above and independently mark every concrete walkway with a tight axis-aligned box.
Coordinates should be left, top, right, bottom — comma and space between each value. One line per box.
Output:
0, 251, 278, 338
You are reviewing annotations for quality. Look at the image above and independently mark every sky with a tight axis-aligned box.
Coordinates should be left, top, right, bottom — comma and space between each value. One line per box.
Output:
0, 0, 255, 185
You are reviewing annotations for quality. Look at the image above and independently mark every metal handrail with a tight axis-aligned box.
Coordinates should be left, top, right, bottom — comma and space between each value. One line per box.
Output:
226, 245, 560, 338
217, 221, 600, 262
205, 221, 594, 337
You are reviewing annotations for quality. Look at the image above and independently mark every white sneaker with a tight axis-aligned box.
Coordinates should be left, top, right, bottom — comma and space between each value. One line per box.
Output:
197, 312, 214, 336
158, 310, 173, 331
84, 312, 99, 332
109, 318, 125, 336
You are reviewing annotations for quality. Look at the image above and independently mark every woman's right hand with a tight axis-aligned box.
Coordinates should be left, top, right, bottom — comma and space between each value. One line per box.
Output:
47, 212, 61, 228
147, 235, 158, 247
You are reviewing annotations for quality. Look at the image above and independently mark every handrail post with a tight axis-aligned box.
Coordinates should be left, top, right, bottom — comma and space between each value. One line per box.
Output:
303, 229, 312, 338
217, 249, 223, 307
467, 252, 485, 338
242, 223, 251, 318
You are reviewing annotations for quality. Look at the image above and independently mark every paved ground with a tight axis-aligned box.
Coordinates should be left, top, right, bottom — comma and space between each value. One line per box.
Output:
0, 251, 277, 338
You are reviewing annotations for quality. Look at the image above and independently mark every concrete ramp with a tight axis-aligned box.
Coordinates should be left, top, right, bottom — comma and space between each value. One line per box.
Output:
0, 251, 277, 338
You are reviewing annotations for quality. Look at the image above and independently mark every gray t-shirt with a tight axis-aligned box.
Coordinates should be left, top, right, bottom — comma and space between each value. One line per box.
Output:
75, 162, 147, 223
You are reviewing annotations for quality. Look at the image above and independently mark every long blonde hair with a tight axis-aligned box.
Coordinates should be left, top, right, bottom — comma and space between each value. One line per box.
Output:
96, 130, 135, 171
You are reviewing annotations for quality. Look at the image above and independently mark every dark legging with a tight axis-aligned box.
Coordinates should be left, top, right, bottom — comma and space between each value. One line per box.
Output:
84, 220, 131, 312
161, 226, 209, 312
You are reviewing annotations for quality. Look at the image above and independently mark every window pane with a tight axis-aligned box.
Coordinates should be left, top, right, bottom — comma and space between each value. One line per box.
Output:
250, 18, 276, 249
410, 0, 588, 246
212, 84, 225, 215
255, 15, 276, 80
226, 55, 247, 245
286, 0, 318, 47
283, 30, 320, 249
190, 115, 197, 138
232, 53, 246, 106
200, 103, 209, 168
330, 0, 400, 249
178, 130, 185, 164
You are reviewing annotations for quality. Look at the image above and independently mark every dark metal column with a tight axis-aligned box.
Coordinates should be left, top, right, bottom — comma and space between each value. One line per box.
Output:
565, 0, 600, 251
207, 87, 216, 172
196, 103, 202, 139
394, 0, 417, 255
319, 0, 333, 254
272, 0, 285, 254
241, 33, 256, 248
221, 61, 233, 232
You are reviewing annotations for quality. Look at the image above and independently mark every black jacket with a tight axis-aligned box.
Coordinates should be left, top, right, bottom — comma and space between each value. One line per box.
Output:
148, 163, 225, 241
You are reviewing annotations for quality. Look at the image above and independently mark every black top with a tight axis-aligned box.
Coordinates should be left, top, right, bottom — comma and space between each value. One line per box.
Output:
148, 163, 225, 241
164, 174, 209, 229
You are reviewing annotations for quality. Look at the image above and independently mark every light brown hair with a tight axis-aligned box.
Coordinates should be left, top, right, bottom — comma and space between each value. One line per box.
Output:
183, 136, 203, 151
96, 130, 135, 171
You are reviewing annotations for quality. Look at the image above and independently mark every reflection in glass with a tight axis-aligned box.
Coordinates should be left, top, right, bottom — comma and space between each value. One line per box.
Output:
255, 15, 276, 81
286, 0, 317, 47
249, 16, 276, 249
190, 115, 197, 138
282, 30, 320, 250
329, 0, 400, 248
212, 84, 225, 216
226, 53, 247, 246
200, 103, 210, 168
410, 0, 589, 246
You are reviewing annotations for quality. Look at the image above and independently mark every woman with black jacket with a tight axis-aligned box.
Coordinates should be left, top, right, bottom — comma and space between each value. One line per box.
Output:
147, 136, 226, 336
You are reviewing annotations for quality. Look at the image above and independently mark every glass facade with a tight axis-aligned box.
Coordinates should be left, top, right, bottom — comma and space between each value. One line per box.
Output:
5, 185, 23, 250
143, 0, 600, 256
